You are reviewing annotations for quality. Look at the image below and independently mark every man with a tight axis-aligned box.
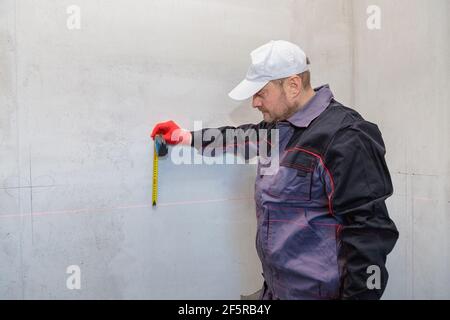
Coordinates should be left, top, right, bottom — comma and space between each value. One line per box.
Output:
151, 40, 399, 300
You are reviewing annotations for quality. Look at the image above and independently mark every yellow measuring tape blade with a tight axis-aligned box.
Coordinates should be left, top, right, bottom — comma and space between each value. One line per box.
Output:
152, 142, 158, 206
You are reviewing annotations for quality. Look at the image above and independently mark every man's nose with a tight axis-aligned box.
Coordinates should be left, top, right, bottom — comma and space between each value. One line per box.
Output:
252, 96, 262, 109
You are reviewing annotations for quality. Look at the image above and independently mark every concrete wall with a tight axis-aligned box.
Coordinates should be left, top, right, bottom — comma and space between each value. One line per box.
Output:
351, 0, 450, 299
0, 0, 448, 299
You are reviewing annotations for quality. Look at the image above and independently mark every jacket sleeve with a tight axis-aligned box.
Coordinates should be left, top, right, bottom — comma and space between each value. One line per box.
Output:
324, 120, 399, 300
189, 121, 272, 161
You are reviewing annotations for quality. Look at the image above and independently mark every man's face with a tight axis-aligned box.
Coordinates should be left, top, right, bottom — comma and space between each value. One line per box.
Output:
252, 81, 293, 123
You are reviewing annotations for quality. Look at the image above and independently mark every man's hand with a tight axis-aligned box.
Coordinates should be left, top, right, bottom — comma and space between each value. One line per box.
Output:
150, 120, 192, 145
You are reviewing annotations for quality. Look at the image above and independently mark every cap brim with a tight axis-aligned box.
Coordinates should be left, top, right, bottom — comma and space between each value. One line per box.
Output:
228, 79, 268, 101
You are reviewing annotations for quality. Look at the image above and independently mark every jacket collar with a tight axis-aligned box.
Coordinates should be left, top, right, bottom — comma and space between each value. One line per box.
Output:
285, 84, 334, 128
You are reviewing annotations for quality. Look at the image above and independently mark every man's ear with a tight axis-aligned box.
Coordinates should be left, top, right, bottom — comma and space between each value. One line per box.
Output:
287, 75, 302, 97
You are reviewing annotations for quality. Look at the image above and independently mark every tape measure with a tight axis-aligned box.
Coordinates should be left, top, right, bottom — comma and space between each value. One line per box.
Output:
152, 143, 159, 206
152, 135, 168, 206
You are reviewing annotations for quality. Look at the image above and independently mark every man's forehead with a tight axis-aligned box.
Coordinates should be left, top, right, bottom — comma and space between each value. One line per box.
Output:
256, 82, 272, 95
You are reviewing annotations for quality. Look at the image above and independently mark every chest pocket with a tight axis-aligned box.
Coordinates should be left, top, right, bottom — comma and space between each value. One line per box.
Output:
265, 150, 317, 201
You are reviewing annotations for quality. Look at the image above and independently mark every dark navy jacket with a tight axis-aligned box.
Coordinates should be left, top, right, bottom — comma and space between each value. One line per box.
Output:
191, 85, 399, 300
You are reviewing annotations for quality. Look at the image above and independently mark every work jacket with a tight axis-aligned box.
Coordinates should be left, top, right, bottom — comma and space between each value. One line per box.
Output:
191, 84, 399, 300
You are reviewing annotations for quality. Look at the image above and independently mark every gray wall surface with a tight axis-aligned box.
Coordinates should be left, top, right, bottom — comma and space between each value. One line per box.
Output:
0, 0, 448, 299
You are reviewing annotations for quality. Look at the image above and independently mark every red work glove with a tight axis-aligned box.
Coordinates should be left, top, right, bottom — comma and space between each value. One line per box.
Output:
150, 120, 192, 145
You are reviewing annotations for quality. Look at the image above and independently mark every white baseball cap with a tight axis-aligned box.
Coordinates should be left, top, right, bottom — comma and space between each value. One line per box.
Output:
228, 40, 310, 101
